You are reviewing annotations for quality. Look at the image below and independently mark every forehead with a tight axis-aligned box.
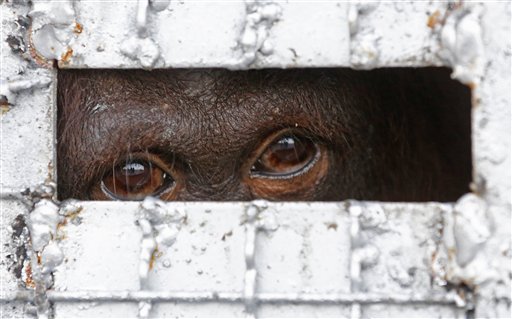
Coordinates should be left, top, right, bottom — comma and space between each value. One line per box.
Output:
59, 68, 359, 136
61, 68, 355, 107
58, 69, 357, 164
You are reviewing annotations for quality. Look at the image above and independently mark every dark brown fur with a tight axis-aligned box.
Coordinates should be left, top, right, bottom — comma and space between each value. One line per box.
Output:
57, 68, 471, 201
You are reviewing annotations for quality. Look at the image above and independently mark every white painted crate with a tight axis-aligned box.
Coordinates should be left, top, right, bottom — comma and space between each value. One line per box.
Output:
1, 1, 510, 318
49, 201, 462, 318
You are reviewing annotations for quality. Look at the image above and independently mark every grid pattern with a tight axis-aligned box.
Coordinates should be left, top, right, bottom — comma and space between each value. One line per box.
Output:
1, 1, 510, 318
3, 201, 469, 318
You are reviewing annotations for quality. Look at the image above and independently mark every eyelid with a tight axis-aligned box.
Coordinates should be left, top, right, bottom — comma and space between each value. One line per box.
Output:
243, 128, 330, 201
99, 172, 173, 200
251, 143, 321, 180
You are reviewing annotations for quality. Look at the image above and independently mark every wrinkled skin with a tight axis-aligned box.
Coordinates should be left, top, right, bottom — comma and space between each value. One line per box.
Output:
57, 68, 471, 202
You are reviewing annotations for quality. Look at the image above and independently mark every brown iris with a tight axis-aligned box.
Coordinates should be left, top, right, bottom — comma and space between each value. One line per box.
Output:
101, 158, 174, 200
251, 134, 318, 177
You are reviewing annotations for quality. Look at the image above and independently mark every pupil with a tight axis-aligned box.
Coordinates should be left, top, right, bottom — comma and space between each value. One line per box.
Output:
123, 162, 145, 176
114, 160, 150, 191
278, 137, 294, 148
272, 136, 306, 164
251, 134, 316, 177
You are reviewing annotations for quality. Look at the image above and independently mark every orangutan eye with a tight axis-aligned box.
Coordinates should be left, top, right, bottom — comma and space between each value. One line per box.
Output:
250, 134, 319, 178
100, 158, 174, 200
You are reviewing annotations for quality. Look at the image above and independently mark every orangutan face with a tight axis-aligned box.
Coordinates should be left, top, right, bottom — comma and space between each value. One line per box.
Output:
57, 68, 471, 202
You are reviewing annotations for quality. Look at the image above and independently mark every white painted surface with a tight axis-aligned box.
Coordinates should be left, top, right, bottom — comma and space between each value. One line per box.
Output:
1, 0, 510, 318
0, 2, 56, 191
53, 1, 351, 69
48, 201, 465, 318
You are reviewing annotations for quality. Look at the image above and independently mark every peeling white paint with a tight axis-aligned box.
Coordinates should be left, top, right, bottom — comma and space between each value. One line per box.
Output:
350, 38, 380, 68
28, 200, 62, 252
138, 197, 186, 285
136, 197, 186, 318
1, 1, 510, 318
40, 242, 64, 275
349, 202, 380, 293
136, 0, 150, 38
243, 204, 258, 317
44, 202, 470, 317
29, 0, 78, 62
59, 200, 82, 216
2, 4, 58, 315
350, 245, 380, 291
120, 36, 162, 69
387, 261, 414, 288
138, 301, 152, 319
348, 1, 380, 68
26, 199, 65, 318
358, 204, 387, 230
453, 194, 491, 267
119, 0, 163, 68
30, 1, 75, 26
0, 74, 51, 106
438, 4, 485, 85
138, 217, 157, 286
149, 0, 171, 12
237, 0, 282, 67
257, 206, 279, 232
440, 194, 498, 288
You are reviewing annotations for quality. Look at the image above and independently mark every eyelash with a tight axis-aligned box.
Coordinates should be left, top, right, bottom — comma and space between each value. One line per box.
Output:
249, 132, 321, 179
92, 153, 175, 201
90, 129, 325, 200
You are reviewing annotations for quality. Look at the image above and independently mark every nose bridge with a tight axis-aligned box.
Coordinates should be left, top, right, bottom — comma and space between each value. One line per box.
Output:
169, 84, 252, 201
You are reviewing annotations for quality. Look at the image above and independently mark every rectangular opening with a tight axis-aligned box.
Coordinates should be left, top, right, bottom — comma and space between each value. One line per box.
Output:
57, 68, 471, 202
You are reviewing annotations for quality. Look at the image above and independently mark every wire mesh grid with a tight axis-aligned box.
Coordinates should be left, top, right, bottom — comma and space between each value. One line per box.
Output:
1, 198, 470, 318
1, 1, 510, 318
